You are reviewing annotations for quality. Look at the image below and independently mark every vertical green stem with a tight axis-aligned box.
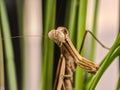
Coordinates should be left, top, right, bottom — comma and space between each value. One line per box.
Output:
89, 0, 99, 60
16, 1, 25, 90
75, 0, 88, 90
42, 0, 56, 90
1, 0, 17, 90
116, 71, 120, 90
66, 0, 78, 44
0, 32, 4, 90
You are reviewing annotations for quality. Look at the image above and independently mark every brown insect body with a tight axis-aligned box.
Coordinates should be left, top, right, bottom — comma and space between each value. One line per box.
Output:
48, 27, 99, 90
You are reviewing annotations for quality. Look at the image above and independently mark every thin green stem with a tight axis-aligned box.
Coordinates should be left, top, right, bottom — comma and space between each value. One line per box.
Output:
116, 71, 120, 90
90, 0, 99, 60
1, 0, 17, 90
75, 0, 88, 90
0, 32, 4, 89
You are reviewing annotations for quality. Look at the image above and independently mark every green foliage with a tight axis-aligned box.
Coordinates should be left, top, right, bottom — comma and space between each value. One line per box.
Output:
1, 0, 120, 90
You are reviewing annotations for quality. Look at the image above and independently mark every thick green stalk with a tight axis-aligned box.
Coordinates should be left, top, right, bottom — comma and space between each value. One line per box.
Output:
42, 0, 56, 90
66, 0, 78, 44
1, 0, 17, 90
75, 0, 88, 90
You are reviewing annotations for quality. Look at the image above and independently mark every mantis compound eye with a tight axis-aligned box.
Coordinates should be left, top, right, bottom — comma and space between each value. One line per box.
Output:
57, 27, 68, 36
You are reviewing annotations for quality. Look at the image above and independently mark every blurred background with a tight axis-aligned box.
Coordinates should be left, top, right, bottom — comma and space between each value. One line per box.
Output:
0, 0, 120, 90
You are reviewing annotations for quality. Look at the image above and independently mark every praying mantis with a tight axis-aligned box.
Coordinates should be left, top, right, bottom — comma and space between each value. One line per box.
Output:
0, 26, 109, 90
48, 27, 109, 90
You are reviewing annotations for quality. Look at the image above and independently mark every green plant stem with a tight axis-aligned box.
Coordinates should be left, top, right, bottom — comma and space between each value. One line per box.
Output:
42, 0, 56, 90
0, 32, 4, 89
88, 34, 120, 90
16, 1, 25, 90
1, 0, 17, 90
67, 0, 78, 44
75, 0, 88, 90
85, 0, 100, 88
116, 71, 120, 90
90, 0, 99, 60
